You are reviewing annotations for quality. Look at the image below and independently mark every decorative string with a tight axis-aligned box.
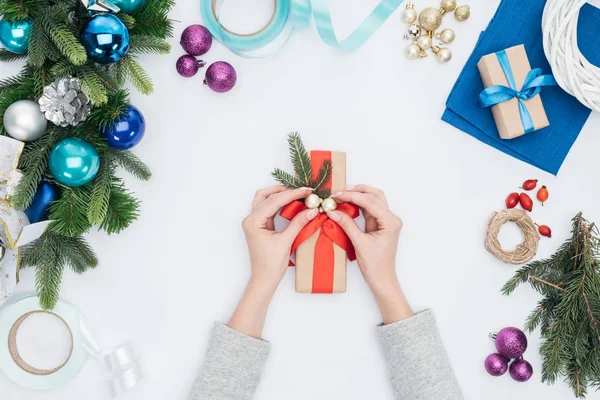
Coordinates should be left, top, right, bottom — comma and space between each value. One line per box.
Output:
484, 209, 539, 265
542, 0, 600, 112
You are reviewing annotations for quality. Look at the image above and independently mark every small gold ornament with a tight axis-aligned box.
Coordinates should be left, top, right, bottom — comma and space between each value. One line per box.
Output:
417, 35, 432, 50
321, 197, 338, 212
405, 24, 422, 40
437, 28, 455, 44
406, 43, 421, 59
432, 45, 452, 63
402, 2, 418, 24
418, 7, 443, 32
454, 4, 470, 21
440, 0, 457, 12
304, 193, 322, 209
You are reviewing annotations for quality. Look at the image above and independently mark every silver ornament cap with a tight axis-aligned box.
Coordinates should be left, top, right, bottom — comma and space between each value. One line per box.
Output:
39, 77, 91, 127
4, 100, 47, 142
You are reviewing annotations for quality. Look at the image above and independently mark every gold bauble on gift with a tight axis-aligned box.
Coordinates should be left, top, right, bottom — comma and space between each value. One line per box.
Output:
454, 5, 470, 21
304, 193, 322, 209
440, 0, 457, 12
321, 197, 338, 212
418, 7, 443, 32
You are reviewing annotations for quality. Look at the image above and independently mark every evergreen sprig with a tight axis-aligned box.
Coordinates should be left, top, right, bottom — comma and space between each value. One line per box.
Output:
0, 0, 173, 310
288, 132, 312, 187
503, 213, 600, 398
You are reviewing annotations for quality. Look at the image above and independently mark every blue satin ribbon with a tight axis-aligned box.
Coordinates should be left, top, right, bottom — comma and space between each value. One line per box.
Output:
479, 50, 557, 134
200, 0, 402, 57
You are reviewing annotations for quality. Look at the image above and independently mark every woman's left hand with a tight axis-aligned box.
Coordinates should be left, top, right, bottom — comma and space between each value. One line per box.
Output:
242, 186, 318, 291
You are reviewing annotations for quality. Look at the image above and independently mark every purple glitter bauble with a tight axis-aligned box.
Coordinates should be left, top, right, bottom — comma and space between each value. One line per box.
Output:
176, 55, 202, 78
495, 327, 528, 359
509, 359, 533, 382
484, 353, 509, 377
180, 24, 212, 56
204, 61, 237, 93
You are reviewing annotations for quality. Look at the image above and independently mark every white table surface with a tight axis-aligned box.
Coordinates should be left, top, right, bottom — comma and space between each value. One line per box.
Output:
2, 0, 600, 399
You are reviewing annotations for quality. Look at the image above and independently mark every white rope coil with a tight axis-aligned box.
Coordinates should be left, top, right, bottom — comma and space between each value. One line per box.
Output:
542, 0, 600, 112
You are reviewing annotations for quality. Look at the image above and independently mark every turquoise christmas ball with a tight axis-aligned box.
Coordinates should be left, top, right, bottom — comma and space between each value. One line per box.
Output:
49, 138, 100, 187
112, 0, 146, 14
0, 19, 32, 54
80, 14, 129, 64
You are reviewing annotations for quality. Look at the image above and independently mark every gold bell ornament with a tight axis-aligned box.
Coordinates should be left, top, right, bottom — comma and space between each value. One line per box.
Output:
402, 0, 470, 63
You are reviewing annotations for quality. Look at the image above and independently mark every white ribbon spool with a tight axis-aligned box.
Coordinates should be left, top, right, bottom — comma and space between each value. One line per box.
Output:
542, 0, 600, 111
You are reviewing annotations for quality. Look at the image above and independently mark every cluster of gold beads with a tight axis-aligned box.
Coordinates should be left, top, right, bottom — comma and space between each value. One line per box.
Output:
402, 0, 471, 63
304, 193, 338, 213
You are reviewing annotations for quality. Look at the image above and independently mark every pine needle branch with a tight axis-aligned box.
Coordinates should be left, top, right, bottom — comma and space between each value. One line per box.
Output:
288, 132, 312, 186
271, 168, 302, 189
109, 149, 152, 180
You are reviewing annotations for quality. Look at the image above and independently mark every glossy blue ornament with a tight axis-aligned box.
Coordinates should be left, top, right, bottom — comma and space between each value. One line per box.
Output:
80, 14, 129, 64
25, 180, 61, 223
103, 106, 146, 149
111, 0, 146, 14
0, 19, 32, 54
49, 138, 100, 187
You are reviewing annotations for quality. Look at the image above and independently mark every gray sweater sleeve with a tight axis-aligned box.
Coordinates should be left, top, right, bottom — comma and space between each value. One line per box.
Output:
188, 322, 270, 400
377, 309, 463, 400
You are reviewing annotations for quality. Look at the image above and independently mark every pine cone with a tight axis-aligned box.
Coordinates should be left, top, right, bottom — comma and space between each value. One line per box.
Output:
38, 77, 91, 127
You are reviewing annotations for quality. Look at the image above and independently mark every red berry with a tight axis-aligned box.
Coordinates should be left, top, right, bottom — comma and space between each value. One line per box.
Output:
520, 179, 538, 191
537, 186, 549, 205
537, 224, 552, 238
505, 192, 519, 209
519, 193, 533, 211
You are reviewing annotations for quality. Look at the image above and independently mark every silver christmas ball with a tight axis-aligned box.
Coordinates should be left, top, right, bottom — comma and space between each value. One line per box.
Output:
304, 193, 322, 209
4, 100, 47, 142
321, 197, 338, 212
406, 24, 422, 40
417, 35, 433, 50
406, 44, 421, 59
438, 28, 456, 44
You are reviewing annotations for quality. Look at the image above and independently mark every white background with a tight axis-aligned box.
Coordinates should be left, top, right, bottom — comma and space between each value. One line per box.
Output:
2, 0, 600, 399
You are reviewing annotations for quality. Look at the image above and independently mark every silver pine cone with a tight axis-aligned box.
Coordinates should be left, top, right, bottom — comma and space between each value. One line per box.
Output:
38, 77, 91, 127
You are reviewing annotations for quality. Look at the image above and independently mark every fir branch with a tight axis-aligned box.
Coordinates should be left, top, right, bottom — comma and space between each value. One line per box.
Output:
0, 0, 42, 20
312, 159, 332, 196
120, 55, 154, 95
129, 34, 171, 54
130, 0, 175, 38
288, 132, 312, 187
49, 23, 87, 66
87, 153, 116, 224
86, 89, 130, 129
27, 19, 50, 67
99, 180, 140, 234
50, 60, 76, 79
109, 149, 152, 180
48, 186, 92, 237
117, 12, 136, 29
77, 65, 109, 105
271, 168, 302, 189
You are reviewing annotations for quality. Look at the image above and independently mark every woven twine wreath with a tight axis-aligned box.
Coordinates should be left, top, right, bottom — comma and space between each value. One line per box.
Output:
542, 0, 600, 112
484, 209, 540, 265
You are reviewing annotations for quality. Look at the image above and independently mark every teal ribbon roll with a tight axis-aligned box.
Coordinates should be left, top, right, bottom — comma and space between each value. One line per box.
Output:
479, 50, 557, 134
200, 0, 403, 57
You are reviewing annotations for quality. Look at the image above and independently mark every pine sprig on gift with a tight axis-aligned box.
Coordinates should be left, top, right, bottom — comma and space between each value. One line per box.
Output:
312, 160, 332, 198
0, 0, 172, 310
288, 132, 312, 187
502, 213, 600, 398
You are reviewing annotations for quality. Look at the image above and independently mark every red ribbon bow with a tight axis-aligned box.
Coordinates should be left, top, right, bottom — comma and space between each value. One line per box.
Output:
280, 200, 359, 293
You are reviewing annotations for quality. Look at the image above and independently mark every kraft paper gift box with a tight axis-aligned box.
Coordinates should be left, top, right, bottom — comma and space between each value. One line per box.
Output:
295, 151, 350, 294
477, 44, 550, 140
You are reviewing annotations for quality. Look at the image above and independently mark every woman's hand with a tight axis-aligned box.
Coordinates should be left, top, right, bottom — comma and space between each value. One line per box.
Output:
229, 186, 318, 338
327, 185, 414, 324
242, 186, 318, 291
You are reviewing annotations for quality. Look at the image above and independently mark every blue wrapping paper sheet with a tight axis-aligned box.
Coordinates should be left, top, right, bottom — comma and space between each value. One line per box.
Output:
442, 0, 600, 175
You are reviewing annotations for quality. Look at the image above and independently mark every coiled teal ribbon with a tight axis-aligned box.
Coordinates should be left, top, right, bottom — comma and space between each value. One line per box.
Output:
200, 0, 403, 57
479, 50, 557, 134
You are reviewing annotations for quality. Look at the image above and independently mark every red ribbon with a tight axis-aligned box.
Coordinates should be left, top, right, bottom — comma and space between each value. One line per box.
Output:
280, 200, 359, 293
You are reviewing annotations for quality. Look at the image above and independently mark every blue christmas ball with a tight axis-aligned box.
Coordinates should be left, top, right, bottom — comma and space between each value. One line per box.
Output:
49, 138, 100, 187
103, 106, 146, 149
112, 0, 146, 14
25, 180, 61, 223
80, 14, 129, 64
0, 19, 32, 54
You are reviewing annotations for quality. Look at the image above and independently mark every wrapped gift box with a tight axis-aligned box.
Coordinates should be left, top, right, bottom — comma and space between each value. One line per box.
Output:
477, 44, 550, 140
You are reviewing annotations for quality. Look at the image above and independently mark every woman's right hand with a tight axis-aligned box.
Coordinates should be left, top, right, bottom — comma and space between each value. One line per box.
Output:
327, 185, 414, 324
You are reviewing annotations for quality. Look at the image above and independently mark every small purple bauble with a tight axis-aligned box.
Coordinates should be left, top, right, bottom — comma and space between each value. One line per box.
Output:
180, 24, 212, 56
484, 353, 509, 377
176, 55, 203, 78
495, 327, 528, 359
204, 61, 237, 93
509, 359, 533, 382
